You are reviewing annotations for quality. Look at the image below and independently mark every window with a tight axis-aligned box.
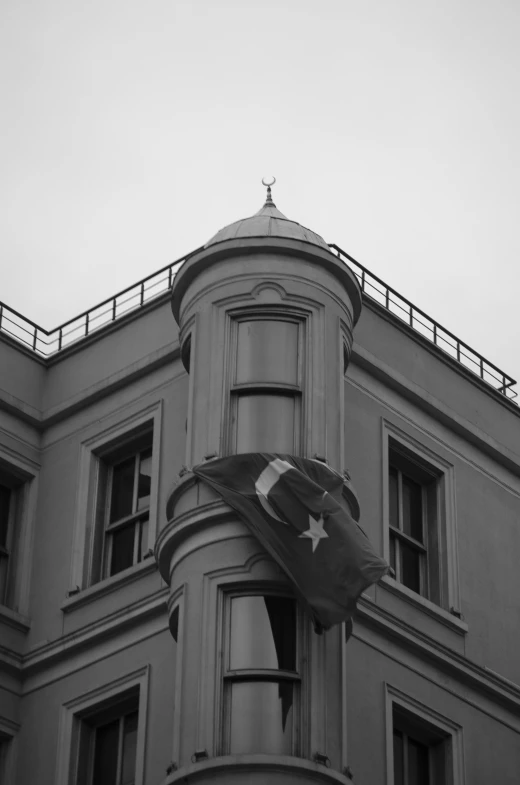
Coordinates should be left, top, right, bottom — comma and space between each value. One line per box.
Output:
0, 461, 29, 611
0, 734, 11, 782
228, 316, 304, 455
89, 428, 153, 585
0, 483, 14, 604
393, 707, 451, 785
73, 694, 139, 785
388, 442, 442, 604
56, 667, 148, 785
221, 592, 302, 755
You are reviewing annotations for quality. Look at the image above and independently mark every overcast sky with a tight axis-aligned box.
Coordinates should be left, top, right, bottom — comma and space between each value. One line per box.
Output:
1, 0, 519, 387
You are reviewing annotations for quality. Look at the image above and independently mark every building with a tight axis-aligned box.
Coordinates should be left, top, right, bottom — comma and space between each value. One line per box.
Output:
0, 185, 519, 784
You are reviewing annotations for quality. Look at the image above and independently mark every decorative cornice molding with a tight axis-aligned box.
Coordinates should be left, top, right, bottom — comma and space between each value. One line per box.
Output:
162, 753, 353, 784
23, 587, 168, 677
357, 594, 520, 715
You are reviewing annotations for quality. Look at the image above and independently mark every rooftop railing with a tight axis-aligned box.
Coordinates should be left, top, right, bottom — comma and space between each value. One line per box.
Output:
330, 243, 517, 401
0, 249, 199, 358
0, 241, 516, 402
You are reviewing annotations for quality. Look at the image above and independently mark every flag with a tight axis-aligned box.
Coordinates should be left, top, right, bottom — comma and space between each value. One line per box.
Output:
192, 454, 388, 632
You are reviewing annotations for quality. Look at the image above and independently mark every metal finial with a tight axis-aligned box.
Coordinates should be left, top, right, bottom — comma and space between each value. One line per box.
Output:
262, 176, 276, 207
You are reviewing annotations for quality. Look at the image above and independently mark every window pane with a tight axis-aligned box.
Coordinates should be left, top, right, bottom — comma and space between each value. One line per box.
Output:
138, 516, 148, 562
389, 534, 396, 575
230, 596, 296, 671
236, 320, 299, 385
121, 711, 138, 785
93, 718, 119, 785
235, 394, 295, 453
229, 681, 293, 754
402, 475, 423, 542
0, 484, 10, 548
393, 729, 404, 785
408, 737, 430, 785
110, 458, 135, 522
110, 526, 135, 575
401, 542, 421, 594
389, 467, 399, 530
136, 450, 152, 511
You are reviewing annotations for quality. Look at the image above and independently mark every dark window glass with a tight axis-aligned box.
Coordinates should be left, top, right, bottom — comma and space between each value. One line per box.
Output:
393, 729, 404, 785
402, 476, 423, 541
408, 738, 430, 785
137, 450, 152, 511
229, 681, 293, 754
137, 517, 148, 562
121, 711, 138, 785
110, 458, 135, 522
389, 467, 399, 529
230, 596, 296, 671
401, 543, 421, 594
93, 718, 119, 785
390, 534, 396, 575
110, 526, 135, 576
0, 485, 10, 548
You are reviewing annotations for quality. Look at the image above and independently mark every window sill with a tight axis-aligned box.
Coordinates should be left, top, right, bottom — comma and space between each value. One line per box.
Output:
377, 576, 468, 635
0, 604, 31, 632
61, 557, 158, 613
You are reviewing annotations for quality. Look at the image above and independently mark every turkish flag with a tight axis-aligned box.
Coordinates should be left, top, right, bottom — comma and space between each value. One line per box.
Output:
192, 454, 388, 632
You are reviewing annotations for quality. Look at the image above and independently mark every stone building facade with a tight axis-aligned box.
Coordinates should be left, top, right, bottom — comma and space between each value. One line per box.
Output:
0, 190, 519, 784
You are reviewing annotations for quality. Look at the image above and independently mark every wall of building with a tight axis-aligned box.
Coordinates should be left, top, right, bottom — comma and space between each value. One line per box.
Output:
0, 273, 519, 784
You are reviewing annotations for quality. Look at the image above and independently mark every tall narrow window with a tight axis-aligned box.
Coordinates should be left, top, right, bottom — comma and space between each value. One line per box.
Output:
221, 593, 302, 755
0, 483, 12, 604
0, 470, 24, 610
392, 706, 452, 785
388, 442, 442, 603
229, 317, 304, 455
74, 697, 139, 785
90, 428, 153, 585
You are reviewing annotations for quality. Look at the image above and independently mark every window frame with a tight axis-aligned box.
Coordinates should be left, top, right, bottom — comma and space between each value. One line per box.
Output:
99, 440, 153, 582
55, 666, 149, 785
0, 447, 38, 621
225, 310, 306, 457
385, 683, 465, 785
68, 402, 162, 597
75, 695, 139, 785
388, 453, 438, 601
381, 421, 460, 618
0, 717, 19, 785
219, 587, 304, 756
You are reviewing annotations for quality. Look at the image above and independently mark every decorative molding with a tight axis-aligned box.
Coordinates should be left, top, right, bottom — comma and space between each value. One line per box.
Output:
378, 577, 467, 635
61, 557, 158, 613
349, 346, 520, 478
0, 444, 40, 618
55, 664, 150, 785
0, 715, 20, 785
24, 587, 168, 679
162, 753, 354, 784
356, 594, 520, 715
68, 399, 163, 593
0, 605, 31, 633
384, 682, 465, 785
169, 584, 186, 766
381, 418, 461, 615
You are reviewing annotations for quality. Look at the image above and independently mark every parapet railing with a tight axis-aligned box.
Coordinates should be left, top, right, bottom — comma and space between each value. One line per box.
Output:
0, 241, 517, 402
330, 243, 517, 401
0, 249, 200, 358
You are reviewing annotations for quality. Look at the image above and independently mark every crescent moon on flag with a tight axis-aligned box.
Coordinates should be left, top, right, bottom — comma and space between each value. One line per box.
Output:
254, 458, 293, 524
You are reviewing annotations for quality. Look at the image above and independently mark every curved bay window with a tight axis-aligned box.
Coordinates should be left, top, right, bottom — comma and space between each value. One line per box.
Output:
228, 316, 304, 455
221, 592, 303, 756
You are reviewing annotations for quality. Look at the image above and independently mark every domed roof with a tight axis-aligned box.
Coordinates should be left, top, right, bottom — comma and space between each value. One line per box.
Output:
204, 187, 330, 252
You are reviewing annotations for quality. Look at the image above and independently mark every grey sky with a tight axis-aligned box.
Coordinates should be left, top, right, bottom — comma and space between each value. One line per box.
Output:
1, 1, 519, 386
